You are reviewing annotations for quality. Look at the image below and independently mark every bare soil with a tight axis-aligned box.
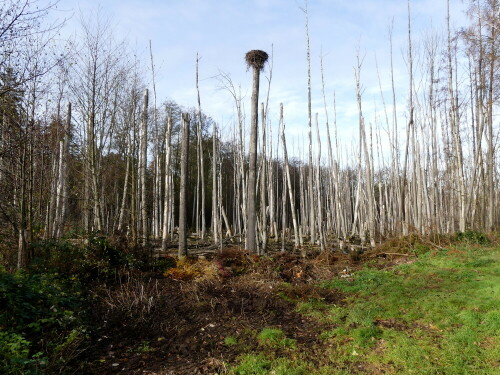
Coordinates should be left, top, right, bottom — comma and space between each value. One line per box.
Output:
80, 245, 412, 374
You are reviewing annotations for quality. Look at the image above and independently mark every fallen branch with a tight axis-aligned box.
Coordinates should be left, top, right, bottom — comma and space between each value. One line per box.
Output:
371, 252, 415, 258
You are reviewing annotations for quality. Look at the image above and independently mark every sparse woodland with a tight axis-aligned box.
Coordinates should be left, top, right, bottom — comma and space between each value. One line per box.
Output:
0, 0, 498, 266
0, 0, 499, 374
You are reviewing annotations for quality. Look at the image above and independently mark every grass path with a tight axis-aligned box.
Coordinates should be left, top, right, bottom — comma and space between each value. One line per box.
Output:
227, 245, 500, 374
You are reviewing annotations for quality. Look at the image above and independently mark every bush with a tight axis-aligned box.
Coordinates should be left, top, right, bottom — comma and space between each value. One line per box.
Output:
0, 331, 45, 374
455, 231, 490, 245
0, 270, 85, 374
0, 271, 82, 332
1, 236, 155, 374
29, 236, 151, 284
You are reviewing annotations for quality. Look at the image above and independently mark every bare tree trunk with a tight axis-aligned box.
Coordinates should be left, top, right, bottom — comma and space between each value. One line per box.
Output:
400, 0, 414, 236
212, 121, 219, 243
130, 124, 138, 243
268, 128, 278, 239
178, 113, 190, 257
259, 103, 268, 253
446, 0, 466, 232
162, 115, 173, 251
149, 41, 160, 239
302, 0, 315, 245
281, 154, 287, 253
245, 50, 267, 253
387, 21, 402, 235
315, 113, 325, 251
117, 131, 132, 232
280, 104, 302, 248
356, 62, 376, 246
53, 103, 71, 238
485, 1, 497, 231
196, 53, 206, 239
139, 89, 149, 245
17, 140, 27, 269
45, 150, 58, 239
320, 55, 336, 238
246, 65, 259, 253
332, 94, 347, 241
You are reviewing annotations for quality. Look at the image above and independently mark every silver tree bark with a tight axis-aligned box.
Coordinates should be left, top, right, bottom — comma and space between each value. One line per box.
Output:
139, 89, 149, 245
162, 115, 173, 252
178, 113, 190, 257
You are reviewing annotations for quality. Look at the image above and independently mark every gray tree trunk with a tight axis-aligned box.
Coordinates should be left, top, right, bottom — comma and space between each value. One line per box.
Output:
178, 113, 190, 257
140, 89, 149, 245
162, 115, 173, 251
246, 66, 261, 253
53, 103, 71, 238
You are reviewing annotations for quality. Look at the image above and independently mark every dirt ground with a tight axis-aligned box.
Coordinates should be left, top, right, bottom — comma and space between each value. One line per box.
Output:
81, 245, 415, 374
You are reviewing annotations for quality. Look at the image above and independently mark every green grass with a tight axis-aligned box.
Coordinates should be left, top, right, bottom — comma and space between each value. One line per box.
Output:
321, 244, 500, 374
257, 328, 296, 349
228, 244, 500, 374
229, 354, 308, 375
224, 336, 238, 346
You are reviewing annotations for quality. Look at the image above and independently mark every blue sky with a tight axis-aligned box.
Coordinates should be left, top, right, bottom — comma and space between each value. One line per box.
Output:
48, 0, 468, 156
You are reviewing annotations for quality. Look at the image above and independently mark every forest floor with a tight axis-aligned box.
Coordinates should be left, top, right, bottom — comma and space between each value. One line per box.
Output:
81, 237, 499, 375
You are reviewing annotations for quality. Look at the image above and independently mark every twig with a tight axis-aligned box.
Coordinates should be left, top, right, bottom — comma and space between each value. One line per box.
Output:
371, 252, 415, 258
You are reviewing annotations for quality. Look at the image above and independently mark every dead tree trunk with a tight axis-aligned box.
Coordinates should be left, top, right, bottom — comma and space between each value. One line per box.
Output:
212, 121, 220, 243
139, 89, 149, 245
244, 50, 268, 253
196, 53, 206, 239
259, 103, 268, 253
302, 0, 315, 245
53, 103, 71, 238
162, 115, 173, 251
280, 103, 302, 248
117, 131, 132, 233
178, 113, 191, 257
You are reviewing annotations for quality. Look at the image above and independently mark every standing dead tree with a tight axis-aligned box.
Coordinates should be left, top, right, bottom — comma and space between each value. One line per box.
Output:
195, 53, 206, 239
52, 103, 71, 238
139, 89, 149, 245
178, 112, 190, 257
245, 49, 268, 254
301, 0, 316, 246
161, 114, 173, 252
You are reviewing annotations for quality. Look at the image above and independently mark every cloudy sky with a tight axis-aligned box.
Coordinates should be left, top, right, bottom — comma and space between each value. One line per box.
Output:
47, 0, 468, 154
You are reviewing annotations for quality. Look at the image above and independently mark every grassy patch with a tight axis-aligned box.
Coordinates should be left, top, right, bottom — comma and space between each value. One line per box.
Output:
318, 244, 500, 374
229, 354, 308, 375
229, 354, 271, 375
224, 336, 238, 346
257, 328, 296, 349
228, 244, 499, 374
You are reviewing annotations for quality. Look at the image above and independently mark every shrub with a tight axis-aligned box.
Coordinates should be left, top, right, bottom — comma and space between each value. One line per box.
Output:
0, 270, 85, 374
0, 331, 45, 374
455, 231, 490, 245
29, 236, 150, 284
